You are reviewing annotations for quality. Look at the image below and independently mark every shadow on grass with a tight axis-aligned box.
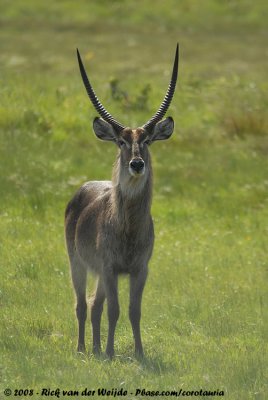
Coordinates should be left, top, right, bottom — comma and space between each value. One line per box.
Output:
77, 351, 176, 374
137, 354, 176, 374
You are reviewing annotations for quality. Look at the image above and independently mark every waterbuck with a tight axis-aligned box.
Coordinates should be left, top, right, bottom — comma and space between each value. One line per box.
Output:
65, 45, 179, 358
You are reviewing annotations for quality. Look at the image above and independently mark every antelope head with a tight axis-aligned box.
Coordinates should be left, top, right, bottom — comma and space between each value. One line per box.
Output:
77, 45, 179, 181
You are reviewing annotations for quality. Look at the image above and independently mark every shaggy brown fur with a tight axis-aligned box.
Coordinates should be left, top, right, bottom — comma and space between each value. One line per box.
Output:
65, 119, 173, 357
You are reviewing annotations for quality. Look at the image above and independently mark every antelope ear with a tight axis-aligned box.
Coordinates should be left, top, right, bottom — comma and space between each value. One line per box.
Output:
151, 117, 174, 141
93, 118, 117, 141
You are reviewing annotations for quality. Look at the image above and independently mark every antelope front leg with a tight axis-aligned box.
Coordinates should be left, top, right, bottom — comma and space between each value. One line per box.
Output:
104, 272, 119, 359
129, 267, 148, 357
91, 277, 106, 355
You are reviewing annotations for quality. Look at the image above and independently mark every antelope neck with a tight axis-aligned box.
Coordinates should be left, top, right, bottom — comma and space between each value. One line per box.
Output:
112, 172, 152, 232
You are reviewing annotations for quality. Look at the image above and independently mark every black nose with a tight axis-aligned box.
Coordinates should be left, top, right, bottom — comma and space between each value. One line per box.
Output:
130, 158, 144, 173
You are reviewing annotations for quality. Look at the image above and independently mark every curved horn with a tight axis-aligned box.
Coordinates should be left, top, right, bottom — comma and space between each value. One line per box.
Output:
143, 44, 179, 132
77, 49, 125, 133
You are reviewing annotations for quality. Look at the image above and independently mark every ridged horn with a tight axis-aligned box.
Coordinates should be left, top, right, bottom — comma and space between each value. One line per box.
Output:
77, 49, 125, 133
143, 44, 179, 132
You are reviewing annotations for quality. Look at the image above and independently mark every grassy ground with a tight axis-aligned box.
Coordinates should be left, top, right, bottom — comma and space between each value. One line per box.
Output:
1, 1, 268, 399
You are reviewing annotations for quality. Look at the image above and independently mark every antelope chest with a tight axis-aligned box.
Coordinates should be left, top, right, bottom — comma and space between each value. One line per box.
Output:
100, 223, 154, 274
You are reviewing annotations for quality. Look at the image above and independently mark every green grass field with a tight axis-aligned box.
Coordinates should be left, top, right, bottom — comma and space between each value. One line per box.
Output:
1, 1, 268, 399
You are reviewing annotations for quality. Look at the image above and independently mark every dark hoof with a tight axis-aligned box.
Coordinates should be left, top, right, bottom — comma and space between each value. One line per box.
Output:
105, 349, 114, 360
77, 344, 86, 354
92, 346, 102, 356
135, 351, 145, 360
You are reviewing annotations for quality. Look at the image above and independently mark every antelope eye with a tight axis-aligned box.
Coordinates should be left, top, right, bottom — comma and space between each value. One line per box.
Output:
118, 140, 125, 147
143, 139, 151, 145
